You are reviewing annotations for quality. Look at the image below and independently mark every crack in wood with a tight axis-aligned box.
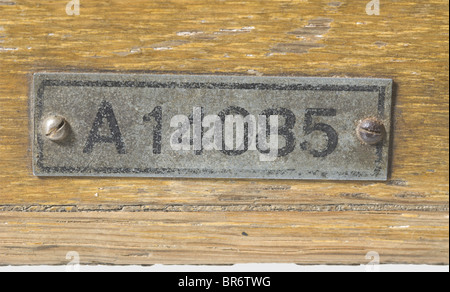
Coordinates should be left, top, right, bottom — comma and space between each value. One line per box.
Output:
272, 17, 333, 54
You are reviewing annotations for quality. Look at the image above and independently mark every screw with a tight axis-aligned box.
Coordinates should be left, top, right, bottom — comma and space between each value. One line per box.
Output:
356, 118, 385, 145
42, 115, 70, 142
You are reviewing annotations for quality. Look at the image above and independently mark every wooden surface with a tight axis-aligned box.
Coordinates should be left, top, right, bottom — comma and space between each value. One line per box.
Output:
0, 0, 448, 265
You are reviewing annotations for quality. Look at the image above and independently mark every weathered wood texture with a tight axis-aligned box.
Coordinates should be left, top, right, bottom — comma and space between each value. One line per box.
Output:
0, 0, 448, 265
0, 212, 448, 265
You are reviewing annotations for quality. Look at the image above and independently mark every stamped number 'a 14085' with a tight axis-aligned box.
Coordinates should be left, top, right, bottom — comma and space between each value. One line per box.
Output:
82, 102, 339, 160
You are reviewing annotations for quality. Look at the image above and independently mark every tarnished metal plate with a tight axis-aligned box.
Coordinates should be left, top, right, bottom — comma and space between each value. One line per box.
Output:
32, 73, 392, 180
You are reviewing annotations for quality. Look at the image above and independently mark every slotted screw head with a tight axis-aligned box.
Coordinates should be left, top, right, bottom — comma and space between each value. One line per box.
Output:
42, 115, 70, 142
356, 118, 385, 145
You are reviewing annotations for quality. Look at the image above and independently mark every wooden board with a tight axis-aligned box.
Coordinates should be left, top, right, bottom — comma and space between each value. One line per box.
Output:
0, 0, 448, 265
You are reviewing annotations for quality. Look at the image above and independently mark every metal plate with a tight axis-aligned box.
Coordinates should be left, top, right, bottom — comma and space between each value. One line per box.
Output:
32, 73, 392, 180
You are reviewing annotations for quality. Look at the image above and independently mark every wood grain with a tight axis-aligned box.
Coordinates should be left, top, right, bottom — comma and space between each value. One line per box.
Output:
0, 0, 448, 265
0, 211, 448, 265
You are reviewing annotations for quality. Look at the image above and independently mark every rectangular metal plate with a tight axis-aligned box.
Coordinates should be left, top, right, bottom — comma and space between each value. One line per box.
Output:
32, 73, 392, 180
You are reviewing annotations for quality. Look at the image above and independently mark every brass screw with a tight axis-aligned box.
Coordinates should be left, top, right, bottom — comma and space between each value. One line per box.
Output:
42, 115, 70, 142
356, 118, 386, 145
